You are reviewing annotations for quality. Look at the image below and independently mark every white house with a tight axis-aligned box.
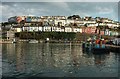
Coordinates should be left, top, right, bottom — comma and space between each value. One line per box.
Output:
30, 27, 39, 31
73, 27, 82, 33
82, 20, 96, 25
66, 20, 75, 24
87, 23, 98, 27
101, 18, 113, 23
54, 19, 66, 26
52, 26, 65, 32
11, 26, 22, 32
38, 26, 43, 31
54, 27, 62, 32
65, 27, 72, 32
15, 28, 22, 32
43, 26, 51, 32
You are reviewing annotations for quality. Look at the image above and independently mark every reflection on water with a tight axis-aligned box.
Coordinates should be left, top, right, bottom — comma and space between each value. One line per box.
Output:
2, 43, 119, 77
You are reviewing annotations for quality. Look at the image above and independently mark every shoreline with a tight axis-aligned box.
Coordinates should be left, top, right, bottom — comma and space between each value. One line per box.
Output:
0, 39, 82, 44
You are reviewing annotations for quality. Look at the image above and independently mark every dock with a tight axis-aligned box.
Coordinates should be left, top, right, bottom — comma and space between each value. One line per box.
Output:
0, 39, 13, 44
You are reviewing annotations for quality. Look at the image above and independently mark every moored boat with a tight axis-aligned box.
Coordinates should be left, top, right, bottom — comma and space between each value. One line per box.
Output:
92, 47, 110, 54
82, 38, 110, 54
29, 40, 38, 43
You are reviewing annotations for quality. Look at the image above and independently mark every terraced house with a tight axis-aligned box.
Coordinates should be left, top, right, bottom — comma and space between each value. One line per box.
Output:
5, 15, 120, 36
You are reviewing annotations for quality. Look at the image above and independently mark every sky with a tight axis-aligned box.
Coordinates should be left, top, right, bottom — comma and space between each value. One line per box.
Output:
0, 1, 119, 22
1, 0, 120, 2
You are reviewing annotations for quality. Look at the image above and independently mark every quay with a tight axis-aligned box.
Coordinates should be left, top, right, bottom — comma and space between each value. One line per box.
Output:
0, 39, 82, 44
0, 39, 14, 44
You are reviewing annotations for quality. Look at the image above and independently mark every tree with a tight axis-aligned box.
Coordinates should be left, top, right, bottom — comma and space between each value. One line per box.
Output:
67, 15, 81, 20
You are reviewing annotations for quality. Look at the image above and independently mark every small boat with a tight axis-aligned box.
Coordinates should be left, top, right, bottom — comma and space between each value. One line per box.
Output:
82, 39, 110, 54
29, 40, 38, 43
12, 38, 17, 43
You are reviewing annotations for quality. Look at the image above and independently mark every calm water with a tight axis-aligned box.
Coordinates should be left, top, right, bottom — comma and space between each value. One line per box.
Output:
2, 43, 120, 78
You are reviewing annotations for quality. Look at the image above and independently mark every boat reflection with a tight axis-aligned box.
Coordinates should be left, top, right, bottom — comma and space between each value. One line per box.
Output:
94, 54, 108, 65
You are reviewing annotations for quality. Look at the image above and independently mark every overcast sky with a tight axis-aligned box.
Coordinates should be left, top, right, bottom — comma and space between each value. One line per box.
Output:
0, 1, 119, 22
1, 0, 120, 2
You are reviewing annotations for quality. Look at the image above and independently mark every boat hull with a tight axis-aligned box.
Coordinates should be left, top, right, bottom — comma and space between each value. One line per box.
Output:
92, 48, 110, 54
82, 43, 110, 54
29, 40, 38, 43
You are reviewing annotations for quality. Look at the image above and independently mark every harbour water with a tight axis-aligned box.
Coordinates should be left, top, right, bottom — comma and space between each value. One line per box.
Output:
1, 43, 120, 78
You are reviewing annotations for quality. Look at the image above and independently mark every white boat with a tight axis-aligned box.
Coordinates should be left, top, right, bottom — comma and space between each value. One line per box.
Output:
12, 38, 17, 43
29, 40, 38, 43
